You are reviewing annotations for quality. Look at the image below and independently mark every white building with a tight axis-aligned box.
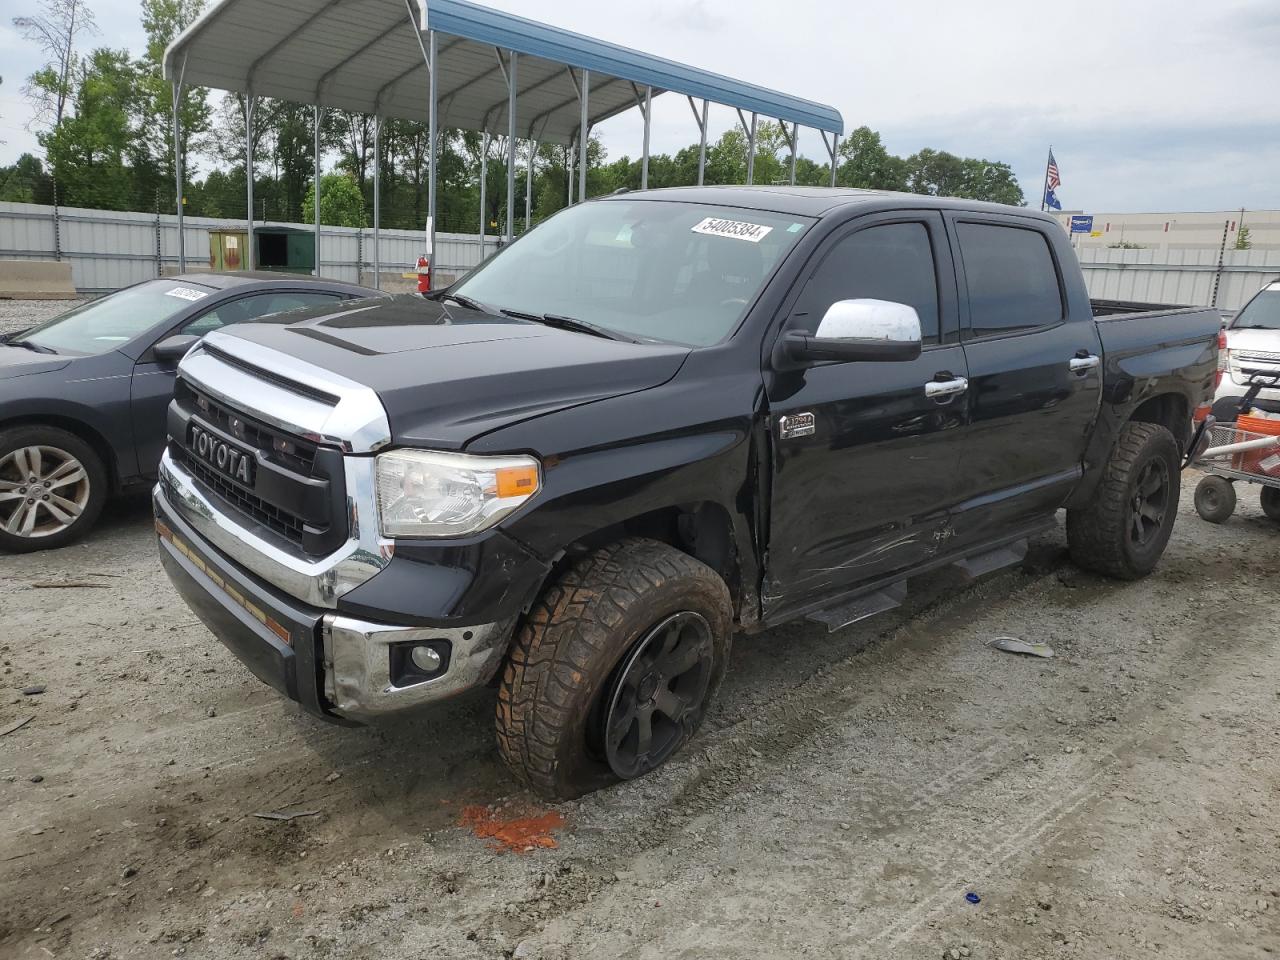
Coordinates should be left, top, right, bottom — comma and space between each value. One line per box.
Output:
1052, 209, 1280, 252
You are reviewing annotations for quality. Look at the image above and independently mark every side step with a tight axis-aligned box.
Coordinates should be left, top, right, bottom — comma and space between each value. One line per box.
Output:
951, 538, 1028, 581
807, 580, 908, 633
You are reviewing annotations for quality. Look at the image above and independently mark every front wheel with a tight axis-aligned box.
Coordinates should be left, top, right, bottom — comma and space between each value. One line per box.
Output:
0, 426, 107, 553
495, 538, 732, 800
1194, 475, 1236, 524
1066, 421, 1181, 580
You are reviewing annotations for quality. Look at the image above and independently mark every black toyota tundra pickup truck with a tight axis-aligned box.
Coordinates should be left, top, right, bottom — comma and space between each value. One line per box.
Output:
155, 187, 1221, 799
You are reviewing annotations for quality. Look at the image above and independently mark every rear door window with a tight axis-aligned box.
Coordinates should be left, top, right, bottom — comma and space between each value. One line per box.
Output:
957, 222, 1064, 338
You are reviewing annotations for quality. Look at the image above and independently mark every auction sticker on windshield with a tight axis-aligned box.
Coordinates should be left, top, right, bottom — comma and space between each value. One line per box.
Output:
692, 217, 773, 243
165, 286, 209, 302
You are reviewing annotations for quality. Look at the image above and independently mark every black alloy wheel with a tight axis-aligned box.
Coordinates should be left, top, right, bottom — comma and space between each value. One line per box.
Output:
602, 611, 715, 780
1129, 458, 1171, 547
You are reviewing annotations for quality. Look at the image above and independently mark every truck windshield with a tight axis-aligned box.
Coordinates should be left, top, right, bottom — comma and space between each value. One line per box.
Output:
1232, 287, 1280, 331
12, 279, 217, 356
452, 200, 813, 346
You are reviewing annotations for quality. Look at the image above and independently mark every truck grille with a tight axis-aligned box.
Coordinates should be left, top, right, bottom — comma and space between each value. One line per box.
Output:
170, 379, 346, 555
1230, 350, 1280, 386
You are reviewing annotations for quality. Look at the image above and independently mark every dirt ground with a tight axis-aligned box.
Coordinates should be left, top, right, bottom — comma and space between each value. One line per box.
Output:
2, 302, 1279, 959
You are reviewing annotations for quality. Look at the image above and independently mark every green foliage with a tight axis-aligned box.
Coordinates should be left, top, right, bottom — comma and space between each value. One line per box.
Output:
304, 172, 366, 227
0, 153, 52, 202
1235, 225, 1252, 250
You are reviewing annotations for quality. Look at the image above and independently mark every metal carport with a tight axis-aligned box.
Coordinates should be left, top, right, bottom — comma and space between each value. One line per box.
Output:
165, 0, 844, 287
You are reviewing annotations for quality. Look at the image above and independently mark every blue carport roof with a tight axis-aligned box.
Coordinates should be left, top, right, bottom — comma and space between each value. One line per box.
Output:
165, 0, 844, 146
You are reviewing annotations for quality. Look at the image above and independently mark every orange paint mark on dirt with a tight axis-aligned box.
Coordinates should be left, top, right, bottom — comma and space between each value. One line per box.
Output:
459, 805, 566, 854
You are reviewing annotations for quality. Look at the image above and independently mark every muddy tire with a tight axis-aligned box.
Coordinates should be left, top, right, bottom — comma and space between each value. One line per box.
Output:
495, 538, 732, 801
1261, 486, 1280, 522
1194, 476, 1236, 524
1067, 421, 1181, 581
0, 425, 107, 553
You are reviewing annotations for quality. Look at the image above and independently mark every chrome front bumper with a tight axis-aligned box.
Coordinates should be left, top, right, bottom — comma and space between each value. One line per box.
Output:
322, 614, 516, 721
156, 461, 515, 722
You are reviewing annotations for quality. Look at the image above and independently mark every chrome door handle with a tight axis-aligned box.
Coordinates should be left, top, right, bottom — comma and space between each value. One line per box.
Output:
1070, 354, 1101, 373
925, 377, 969, 400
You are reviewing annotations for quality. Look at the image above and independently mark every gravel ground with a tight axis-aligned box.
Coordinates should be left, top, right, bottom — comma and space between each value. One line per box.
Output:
1, 298, 1278, 959
0, 298, 88, 336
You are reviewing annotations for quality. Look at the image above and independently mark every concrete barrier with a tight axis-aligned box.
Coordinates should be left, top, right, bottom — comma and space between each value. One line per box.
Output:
0, 259, 78, 299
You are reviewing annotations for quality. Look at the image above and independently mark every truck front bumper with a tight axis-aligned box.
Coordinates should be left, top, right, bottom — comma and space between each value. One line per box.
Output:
155, 484, 515, 723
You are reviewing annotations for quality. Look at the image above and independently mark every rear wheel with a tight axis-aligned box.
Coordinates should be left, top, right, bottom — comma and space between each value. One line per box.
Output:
0, 426, 107, 553
1194, 476, 1237, 524
495, 538, 732, 800
1067, 421, 1181, 580
1261, 486, 1280, 522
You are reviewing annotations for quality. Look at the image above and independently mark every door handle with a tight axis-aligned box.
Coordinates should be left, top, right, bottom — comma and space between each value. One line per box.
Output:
1069, 354, 1101, 373
924, 376, 969, 400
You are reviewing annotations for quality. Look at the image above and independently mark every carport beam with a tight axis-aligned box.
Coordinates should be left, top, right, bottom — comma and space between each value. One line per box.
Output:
427, 29, 437, 291
578, 70, 589, 203
244, 94, 256, 271
172, 78, 185, 272
313, 104, 322, 276
688, 96, 708, 187
525, 140, 535, 231
479, 132, 488, 257
372, 116, 381, 290
507, 51, 518, 242
641, 84, 652, 190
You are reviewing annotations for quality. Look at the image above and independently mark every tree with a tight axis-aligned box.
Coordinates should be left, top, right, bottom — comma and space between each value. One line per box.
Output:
304, 172, 366, 227
13, 0, 98, 131
39, 48, 144, 209
1236, 225, 1252, 250
0, 153, 53, 202
138, 0, 211, 202
837, 126, 908, 191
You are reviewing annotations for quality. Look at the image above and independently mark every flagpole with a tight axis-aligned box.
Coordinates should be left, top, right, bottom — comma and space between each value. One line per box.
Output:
1040, 145, 1052, 212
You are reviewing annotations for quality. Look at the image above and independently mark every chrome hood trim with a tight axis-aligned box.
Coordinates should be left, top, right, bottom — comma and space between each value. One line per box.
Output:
178, 330, 392, 454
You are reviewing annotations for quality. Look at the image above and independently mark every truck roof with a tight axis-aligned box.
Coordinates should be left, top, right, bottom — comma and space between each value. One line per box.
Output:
604, 185, 1056, 223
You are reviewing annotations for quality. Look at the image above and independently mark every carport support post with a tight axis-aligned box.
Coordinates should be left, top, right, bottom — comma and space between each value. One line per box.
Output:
829, 133, 840, 186
641, 84, 652, 190
507, 50, 518, 242
789, 123, 798, 185
479, 132, 488, 257
525, 140, 535, 231
427, 29, 437, 292
172, 78, 185, 273
313, 104, 322, 276
567, 140, 574, 205
244, 94, 256, 270
746, 111, 757, 185
688, 97, 708, 187
372, 115, 382, 290
578, 70, 589, 203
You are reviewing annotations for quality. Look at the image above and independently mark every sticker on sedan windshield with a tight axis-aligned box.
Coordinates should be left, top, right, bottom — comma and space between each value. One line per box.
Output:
165, 286, 208, 302
691, 217, 773, 243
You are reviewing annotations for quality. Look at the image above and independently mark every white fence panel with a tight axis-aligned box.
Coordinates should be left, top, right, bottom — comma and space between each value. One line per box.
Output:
1076, 246, 1280, 310
0, 201, 498, 293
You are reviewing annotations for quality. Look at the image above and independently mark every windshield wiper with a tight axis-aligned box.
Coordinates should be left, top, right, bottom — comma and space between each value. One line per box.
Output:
498, 308, 637, 343
5, 339, 56, 354
430, 291, 488, 312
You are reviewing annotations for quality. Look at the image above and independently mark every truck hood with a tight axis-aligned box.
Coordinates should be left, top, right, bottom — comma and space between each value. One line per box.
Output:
1225, 328, 1280, 354
0, 345, 73, 380
220, 295, 692, 448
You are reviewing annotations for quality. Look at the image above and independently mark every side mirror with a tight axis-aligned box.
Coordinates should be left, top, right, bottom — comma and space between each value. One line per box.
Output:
152, 334, 200, 366
779, 299, 923, 366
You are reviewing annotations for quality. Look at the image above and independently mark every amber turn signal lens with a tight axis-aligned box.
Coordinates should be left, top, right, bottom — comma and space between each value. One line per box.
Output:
495, 464, 540, 499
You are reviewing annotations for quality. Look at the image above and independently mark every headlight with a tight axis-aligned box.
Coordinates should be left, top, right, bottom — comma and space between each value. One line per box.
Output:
374, 449, 541, 538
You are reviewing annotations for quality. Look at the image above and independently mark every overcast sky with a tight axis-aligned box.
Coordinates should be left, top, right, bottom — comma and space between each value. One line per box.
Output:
2, 0, 1278, 212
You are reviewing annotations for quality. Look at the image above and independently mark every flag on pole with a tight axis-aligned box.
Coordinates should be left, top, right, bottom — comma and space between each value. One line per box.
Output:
1043, 150, 1062, 210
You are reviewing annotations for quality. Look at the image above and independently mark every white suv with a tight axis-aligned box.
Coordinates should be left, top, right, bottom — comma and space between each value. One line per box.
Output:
1215, 280, 1280, 419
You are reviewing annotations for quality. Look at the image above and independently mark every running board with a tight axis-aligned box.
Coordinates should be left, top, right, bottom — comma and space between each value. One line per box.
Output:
951, 538, 1028, 581
807, 581, 908, 633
